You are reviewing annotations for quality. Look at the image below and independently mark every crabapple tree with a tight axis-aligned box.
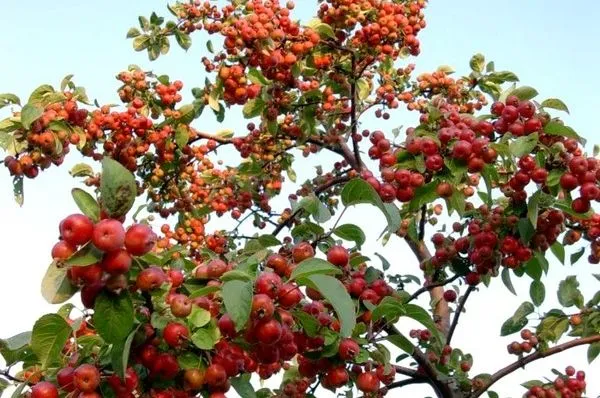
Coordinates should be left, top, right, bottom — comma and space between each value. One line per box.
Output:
0, 1, 599, 398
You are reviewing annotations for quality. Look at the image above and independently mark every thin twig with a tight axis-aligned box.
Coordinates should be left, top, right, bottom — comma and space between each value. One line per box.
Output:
271, 175, 351, 236
407, 274, 462, 303
470, 334, 600, 398
446, 285, 475, 345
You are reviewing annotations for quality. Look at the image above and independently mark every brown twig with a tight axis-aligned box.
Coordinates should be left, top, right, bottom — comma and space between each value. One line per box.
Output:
470, 334, 600, 398
271, 175, 351, 236
446, 285, 475, 345
407, 274, 462, 304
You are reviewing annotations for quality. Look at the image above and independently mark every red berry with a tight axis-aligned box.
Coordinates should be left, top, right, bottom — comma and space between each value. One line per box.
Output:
327, 245, 349, 267
60, 214, 94, 246
338, 338, 360, 361
356, 372, 380, 393
31, 382, 59, 398
92, 219, 125, 252
124, 224, 157, 256
73, 364, 101, 393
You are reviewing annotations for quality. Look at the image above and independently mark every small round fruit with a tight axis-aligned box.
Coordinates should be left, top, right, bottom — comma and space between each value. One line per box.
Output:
31, 382, 59, 398
101, 249, 132, 274
92, 219, 125, 252
170, 294, 192, 318
204, 364, 227, 388
60, 214, 94, 246
163, 322, 189, 348
338, 338, 360, 361
327, 245, 349, 267
51, 240, 76, 260
136, 267, 167, 291
254, 319, 283, 345
56, 367, 75, 392
73, 364, 101, 393
443, 290, 457, 302
124, 223, 157, 256
356, 371, 380, 393
292, 242, 315, 263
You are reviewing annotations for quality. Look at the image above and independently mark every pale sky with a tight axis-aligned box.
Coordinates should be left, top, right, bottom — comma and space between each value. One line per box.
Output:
0, 1, 599, 397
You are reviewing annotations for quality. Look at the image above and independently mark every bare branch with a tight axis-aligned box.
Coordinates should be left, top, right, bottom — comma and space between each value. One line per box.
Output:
404, 236, 451, 336
446, 285, 475, 345
272, 175, 351, 236
407, 274, 462, 303
470, 334, 600, 398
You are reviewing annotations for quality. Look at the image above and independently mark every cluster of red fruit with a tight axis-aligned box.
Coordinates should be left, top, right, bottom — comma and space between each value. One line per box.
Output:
51, 213, 157, 307
507, 329, 539, 355
524, 366, 586, 398
30, 364, 108, 398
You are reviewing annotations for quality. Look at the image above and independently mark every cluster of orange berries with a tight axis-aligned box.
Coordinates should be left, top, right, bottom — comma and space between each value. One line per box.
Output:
219, 64, 261, 105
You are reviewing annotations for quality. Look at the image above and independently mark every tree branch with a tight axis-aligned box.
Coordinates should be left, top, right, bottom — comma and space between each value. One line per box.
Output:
470, 334, 600, 398
271, 175, 351, 236
407, 274, 462, 303
446, 285, 475, 345
404, 236, 451, 336
358, 377, 430, 398
0, 369, 24, 384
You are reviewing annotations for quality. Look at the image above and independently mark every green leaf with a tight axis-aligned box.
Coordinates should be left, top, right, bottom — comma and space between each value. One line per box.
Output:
509, 132, 538, 158
292, 311, 320, 337
588, 342, 600, 363
63, 243, 103, 267
231, 374, 256, 398
521, 380, 544, 389
543, 121, 582, 141
71, 188, 100, 222
0, 93, 20, 108
242, 98, 265, 118
126, 27, 141, 38
41, 261, 78, 304
175, 31, 192, 50
308, 20, 335, 39
297, 194, 331, 223
70, 163, 95, 178
469, 53, 485, 73
0, 332, 31, 351
188, 307, 211, 328
191, 324, 220, 350
541, 98, 569, 114
206, 40, 214, 53
28, 84, 55, 106
386, 333, 414, 355
537, 314, 569, 343
222, 280, 253, 331
356, 78, 370, 100
247, 68, 270, 85
100, 157, 137, 218
20, 103, 43, 129
501, 268, 517, 296
404, 304, 444, 344
132, 35, 150, 51
500, 302, 534, 336
177, 351, 202, 369
333, 224, 366, 248
303, 274, 355, 337
187, 285, 220, 299
177, 104, 196, 125
557, 276, 584, 308
509, 86, 539, 100
570, 247, 585, 265
93, 292, 134, 343
291, 258, 342, 281
111, 325, 139, 379
31, 314, 71, 368
341, 179, 400, 233
175, 125, 190, 148
13, 176, 24, 206
530, 280, 545, 307
550, 242, 565, 264
374, 252, 391, 271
